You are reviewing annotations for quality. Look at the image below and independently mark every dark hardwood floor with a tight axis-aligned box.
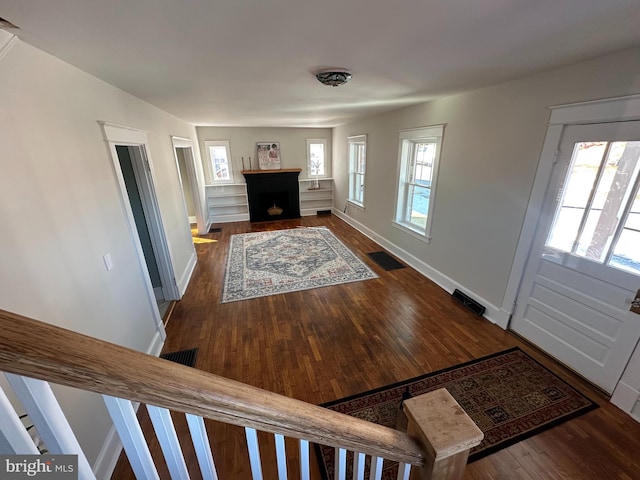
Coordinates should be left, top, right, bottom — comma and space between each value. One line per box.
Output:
111, 214, 640, 480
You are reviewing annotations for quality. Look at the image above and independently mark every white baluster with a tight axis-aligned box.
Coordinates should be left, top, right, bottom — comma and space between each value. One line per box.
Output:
0, 383, 39, 454
274, 433, 288, 480
335, 447, 347, 480
185, 414, 218, 480
353, 452, 365, 480
369, 456, 383, 480
396, 462, 411, 480
147, 405, 190, 479
299, 439, 310, 480
6, 374, 96, 480
103, 396, 159, 480
245, 427, 263, 480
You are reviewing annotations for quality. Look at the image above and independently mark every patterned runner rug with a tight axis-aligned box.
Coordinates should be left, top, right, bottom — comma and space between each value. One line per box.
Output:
221, 227, 378, 303
317, 347, 598, 479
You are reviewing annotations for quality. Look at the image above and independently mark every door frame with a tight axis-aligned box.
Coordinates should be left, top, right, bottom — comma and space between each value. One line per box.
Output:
171, 136, 209, 235
99, 121, 179, 338
502, 94, 640, 329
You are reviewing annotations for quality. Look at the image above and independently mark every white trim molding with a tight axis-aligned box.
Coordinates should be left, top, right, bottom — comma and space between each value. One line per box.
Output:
0, 32, 18, 62
502, 94, 640, 330
333, 208, 507, 326
177, 251, 197, 297
548, 94, 640, 125
172, 135, 209, 235
99, 121, 174, 340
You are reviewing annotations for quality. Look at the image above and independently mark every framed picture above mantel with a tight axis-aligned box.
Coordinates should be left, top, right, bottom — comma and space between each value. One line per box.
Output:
257, 142, 281, 170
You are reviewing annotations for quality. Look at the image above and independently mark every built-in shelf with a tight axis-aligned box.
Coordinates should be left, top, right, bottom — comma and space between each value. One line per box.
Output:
206, 176, 333, 222
205, 183, 249, 223
299, 178, 333, 216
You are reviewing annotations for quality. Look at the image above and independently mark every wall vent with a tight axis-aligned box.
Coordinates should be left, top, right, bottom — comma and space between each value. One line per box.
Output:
452, 289, 486, 316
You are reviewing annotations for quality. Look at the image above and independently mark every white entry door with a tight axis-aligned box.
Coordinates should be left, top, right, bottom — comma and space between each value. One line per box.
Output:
511, 121, 640, 393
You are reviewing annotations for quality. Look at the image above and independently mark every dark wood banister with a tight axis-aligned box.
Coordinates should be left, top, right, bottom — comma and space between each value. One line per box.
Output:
0, 308, 426, 466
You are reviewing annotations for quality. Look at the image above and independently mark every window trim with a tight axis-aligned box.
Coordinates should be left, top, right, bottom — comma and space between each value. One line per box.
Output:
393, 125, 444, 241
204, 140, 233, 184
348, 134, 367, 207
306, 138, 329, 179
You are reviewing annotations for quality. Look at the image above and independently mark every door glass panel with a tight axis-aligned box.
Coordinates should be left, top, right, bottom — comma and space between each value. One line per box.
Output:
545, 141, 640, 275
546, 142, 606, 251
610, 193, 640, 275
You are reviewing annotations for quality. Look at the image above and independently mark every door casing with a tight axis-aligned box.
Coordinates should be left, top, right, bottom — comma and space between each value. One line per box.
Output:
503, 94, 640, 393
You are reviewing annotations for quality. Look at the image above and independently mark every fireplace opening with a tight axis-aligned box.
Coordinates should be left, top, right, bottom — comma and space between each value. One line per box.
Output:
243, 169, 301, 222
260, 191, 289, 218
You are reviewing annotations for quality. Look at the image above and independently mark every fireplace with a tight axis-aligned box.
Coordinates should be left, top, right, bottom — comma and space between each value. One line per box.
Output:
242, 169, 301, 222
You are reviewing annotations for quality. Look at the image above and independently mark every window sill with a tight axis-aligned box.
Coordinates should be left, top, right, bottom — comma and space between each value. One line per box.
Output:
347, 200, 365, 212
391, 221, 431, 244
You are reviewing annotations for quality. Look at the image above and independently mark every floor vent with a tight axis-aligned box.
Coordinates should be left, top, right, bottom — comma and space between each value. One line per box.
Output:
452, 289, 486, 316
160, 348, 198, 367
317, 210, 332, 216
367, 251, 406, 271
209, 226, 222, 233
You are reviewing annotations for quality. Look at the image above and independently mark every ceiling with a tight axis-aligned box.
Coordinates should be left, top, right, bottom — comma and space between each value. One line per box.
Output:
2, 0, 640, 127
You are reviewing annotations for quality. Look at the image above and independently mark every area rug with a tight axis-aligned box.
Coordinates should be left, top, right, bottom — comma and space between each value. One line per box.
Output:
221, 227, 378, 303
316, 347, 597, 480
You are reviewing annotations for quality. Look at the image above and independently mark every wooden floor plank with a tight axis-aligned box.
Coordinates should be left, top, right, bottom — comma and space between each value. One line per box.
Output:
111, 215, 640, 479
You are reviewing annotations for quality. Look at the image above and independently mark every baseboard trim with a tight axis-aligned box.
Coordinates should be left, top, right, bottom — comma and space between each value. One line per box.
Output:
332, 209, 509, 328
93, 332, 162, 479
147, 330, 166, 357
92, 425, 122, 480
177, 251, 197, 298
611, 381, 640, 419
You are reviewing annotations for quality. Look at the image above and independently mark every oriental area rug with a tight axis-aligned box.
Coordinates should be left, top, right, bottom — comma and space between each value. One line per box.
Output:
317, 347, 598, 480
221, 227, 378, 303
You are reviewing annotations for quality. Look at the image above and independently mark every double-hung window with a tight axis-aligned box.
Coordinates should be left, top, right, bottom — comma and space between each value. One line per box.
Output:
306, 139, 328, 177
394, 126, 444, 241
348, 135, 367, 206
205, 140, 233, 183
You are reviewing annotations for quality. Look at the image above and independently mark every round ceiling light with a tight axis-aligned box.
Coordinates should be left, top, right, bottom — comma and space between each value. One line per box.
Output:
315, 70, 352, 87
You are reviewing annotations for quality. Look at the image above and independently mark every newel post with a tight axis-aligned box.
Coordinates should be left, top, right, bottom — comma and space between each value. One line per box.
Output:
403, 388, 483, 480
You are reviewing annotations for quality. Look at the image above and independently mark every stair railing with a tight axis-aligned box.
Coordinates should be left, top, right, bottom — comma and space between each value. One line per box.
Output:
0, 308, 482, 480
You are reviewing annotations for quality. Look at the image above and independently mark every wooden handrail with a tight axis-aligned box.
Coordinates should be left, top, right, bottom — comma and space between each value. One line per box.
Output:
0, 309, 425, 466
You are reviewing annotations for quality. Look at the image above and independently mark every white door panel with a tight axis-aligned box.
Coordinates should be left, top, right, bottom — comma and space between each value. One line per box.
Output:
511, 121, 640, 393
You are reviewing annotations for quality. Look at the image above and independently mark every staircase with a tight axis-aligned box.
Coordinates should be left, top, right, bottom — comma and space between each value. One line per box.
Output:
0, 308, 482, 480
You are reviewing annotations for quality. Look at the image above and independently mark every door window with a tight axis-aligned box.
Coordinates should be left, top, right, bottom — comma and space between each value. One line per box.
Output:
546, 141, 640, 275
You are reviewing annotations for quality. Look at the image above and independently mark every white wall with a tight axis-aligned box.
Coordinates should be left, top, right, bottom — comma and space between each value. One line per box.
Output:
196, 126, 332, 183
333, 46, 640, 325
0, 31, 199, 475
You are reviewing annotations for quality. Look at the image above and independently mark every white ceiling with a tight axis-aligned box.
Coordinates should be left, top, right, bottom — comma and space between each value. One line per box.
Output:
2, 0, 640, 127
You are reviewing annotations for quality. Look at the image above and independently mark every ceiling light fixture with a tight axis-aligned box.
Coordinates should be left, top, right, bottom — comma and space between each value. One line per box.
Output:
315, 69, 352, 87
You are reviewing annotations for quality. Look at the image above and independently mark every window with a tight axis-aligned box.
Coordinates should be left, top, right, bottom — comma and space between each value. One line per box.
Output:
205, 140, 233, 183
306, 139, 328, 178
348, 135, 367, 206
394, 126, 444, 240
545, 140, 640, 275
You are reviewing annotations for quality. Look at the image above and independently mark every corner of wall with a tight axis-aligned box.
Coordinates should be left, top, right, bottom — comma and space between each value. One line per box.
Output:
177, 250, 197, 297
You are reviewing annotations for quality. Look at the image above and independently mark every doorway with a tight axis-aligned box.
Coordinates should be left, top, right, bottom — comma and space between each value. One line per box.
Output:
100, 122, 179, 337
115, 145, 167, 313
508, 108, 640, 394
171, 136, 208, 235
175, 147, 198, 226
